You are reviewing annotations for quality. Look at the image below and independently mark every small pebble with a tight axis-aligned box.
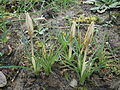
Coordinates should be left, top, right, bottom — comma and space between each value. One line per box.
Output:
69, 79, 77, 87
0, 71, 7, 87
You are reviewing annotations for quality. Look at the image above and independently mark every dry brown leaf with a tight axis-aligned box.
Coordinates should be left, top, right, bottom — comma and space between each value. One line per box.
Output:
25, 12, 33, 36
80, 21, 94, 76
81, 21, 94, 54
71, 21, 76, 38
25, 12, 36, 71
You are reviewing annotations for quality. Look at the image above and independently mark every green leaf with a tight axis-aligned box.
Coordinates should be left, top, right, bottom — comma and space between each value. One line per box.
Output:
0, 66, 32, 71
95, 1, 103, 6
90, 7, 100, 10
0, 52, 3, 56
109, 2, 120, 8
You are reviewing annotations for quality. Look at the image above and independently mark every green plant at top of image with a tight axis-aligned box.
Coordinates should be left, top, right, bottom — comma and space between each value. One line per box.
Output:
44, 0, 77, 12
85, 0, 120, 13
55, 0, 74, 9
0, 0, 44, 13
0, 0, 76, 13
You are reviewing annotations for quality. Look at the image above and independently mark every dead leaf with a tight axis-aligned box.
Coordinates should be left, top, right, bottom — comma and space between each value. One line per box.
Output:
25, 12, 34, 36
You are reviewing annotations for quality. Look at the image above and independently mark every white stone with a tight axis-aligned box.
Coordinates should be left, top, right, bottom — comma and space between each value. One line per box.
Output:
0, 71, 7, 87
69, 79, 77, 87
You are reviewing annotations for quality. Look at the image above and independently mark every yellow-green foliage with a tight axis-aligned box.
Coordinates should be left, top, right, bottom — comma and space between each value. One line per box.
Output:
72, 16, 98, 23
35, 41, 43, 48
0, 6, 5, 12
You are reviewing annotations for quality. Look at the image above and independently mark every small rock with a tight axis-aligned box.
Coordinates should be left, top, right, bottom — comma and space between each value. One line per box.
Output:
69, 79, 77, 87
0, 71, 7, 87
110, 80, 120, 90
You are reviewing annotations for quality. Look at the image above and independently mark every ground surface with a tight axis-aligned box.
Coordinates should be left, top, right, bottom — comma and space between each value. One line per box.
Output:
0, 1, 120, 90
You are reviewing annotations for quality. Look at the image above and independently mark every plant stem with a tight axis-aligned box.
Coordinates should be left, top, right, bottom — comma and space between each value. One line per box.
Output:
81, 47, 88, 77
30, 36, 36, 72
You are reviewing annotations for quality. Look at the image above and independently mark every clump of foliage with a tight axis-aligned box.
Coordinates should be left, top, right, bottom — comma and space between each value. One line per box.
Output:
35, 42, 60, 75
72, 16, 98, 23
85, 0, 120, 13
44, 0, 76, 12
26, 12, 60, 75
57, 21, 96, 84
57, 21, 114, 84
